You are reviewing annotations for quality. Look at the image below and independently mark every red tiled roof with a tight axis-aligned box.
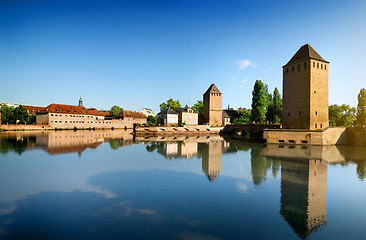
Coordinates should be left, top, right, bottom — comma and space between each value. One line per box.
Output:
39, 104, 104, 116
117, 110, 146, 119
100, 112, 111, 117
23, 105, 46, 114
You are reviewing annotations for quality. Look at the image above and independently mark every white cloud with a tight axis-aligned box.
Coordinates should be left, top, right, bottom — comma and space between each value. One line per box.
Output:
239, 79, 248, 88
241, 79, 248, 83
236, 60, 251, 70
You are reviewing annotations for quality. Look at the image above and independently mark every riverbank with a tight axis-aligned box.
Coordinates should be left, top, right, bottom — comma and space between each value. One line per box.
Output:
0, 124, 120, 131
134, 126, 223, 136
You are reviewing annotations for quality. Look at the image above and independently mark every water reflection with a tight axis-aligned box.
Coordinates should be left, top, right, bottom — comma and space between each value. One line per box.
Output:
0, 132, 366, 239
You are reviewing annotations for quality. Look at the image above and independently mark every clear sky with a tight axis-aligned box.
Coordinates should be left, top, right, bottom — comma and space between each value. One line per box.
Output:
1, 0, 365, 114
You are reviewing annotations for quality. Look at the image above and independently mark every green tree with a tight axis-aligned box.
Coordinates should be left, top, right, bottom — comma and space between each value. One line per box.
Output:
110, 105, 123, 117
329, 104, 356, 127
13, 106, 28, 124
356, 88, 366, 126
0, 104, 14, 124
232, 110, 251, 124
159, 98, 181, 111
251, 80, 267, 124
192, 100, 203, 115
267, 88, 282, 123
146, 115, 158, 126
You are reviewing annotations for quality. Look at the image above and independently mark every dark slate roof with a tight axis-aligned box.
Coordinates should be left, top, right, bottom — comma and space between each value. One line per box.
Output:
204, 84, 222, 95
223, 110, 240, 119
158, 108, 178, 115
284, 44, 329, 67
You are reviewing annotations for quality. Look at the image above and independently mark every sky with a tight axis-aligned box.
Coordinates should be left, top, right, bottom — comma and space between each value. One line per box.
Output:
1, 0, 366, 114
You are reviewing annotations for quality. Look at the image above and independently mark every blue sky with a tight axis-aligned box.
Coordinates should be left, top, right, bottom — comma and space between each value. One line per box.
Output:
1, 0, 365, 113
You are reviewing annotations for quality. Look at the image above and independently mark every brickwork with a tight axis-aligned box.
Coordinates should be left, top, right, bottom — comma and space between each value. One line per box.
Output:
282, 45, 329, 130
203, 84, 222, 126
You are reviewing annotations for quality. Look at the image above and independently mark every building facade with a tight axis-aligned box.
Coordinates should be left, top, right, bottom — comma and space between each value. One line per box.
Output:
174, 105, 198, 125
157, 108, 179, 125
282, 44, 329, 130
203, 84, 223, 126
141, 108, 155, 117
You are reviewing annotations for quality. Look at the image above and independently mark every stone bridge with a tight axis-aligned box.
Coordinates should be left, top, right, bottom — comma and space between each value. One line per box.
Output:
220, 123, 281, 136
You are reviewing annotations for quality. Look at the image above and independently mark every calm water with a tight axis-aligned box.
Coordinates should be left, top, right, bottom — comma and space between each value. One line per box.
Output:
0, 130, 366, 240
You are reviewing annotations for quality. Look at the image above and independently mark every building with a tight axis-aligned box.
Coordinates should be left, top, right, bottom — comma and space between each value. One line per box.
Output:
141, 108, 155, 117
282, 44, 329, 130
203, 84, 223, 126
222, 109, 240, 126
115, 110, 147, 127
174, 105, 198, 125
201, 140, 223, 182
157, 108, 178, 125
23, 105, 46, 115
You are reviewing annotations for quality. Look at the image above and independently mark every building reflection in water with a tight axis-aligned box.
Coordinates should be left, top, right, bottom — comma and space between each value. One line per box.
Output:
201, 140, 223, 182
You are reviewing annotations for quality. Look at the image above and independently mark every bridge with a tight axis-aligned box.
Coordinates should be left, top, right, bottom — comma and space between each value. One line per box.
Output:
220, 123, 281, 136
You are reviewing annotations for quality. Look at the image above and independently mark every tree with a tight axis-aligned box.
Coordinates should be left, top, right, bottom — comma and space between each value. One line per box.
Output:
146, 115, 158, 127
232, 110, 252, 124
251, 80, 267, 124
159, 98, 181, 111
192, 100, 203, 115
110, 105, 123, 117
356, 88, 366, 126
0, 104, 14, 124
267, 88, 282, 123
13, 106, 28, 124
329, 104, 356, 127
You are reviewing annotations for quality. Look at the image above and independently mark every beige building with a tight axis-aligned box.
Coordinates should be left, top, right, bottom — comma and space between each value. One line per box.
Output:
157, 108, 179, 125
201, 140, 223, 181
174, 105, 198, 125
282, 44, 329, 130
141, 108, 155, 117
203, 84, 222, 126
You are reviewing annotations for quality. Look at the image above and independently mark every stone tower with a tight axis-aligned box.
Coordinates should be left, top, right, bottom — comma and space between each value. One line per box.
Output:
282, 44, 329, 130
79, 97, 83, 106
201, 141, 222, 182
203, 84, 222, 126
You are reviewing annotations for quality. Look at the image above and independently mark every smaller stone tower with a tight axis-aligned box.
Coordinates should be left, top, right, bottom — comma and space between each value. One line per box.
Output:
79, 97, 83, 106
203, 84, 222, 126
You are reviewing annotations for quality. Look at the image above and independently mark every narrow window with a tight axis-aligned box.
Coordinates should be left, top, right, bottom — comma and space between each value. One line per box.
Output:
292, 66, 294, 72
316, 111, 318, 116
286, 68, 289, 73
317, 63, 319, 68
288, 112, 291, 116
314, 91, 317, 94
298, 64, 300, 70
325, 65, 327, 70
313, 62, 315, 67
320, 124, 323, 128
315, 123, 317, 128
304, 62, 306, 69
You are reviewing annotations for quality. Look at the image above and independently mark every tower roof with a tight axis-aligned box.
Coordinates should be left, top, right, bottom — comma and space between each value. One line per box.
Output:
204, 84, 222, 95
284, 44, 329, 67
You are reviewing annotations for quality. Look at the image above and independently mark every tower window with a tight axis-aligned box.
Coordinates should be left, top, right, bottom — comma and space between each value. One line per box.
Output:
320, 124, 323, 128
314, 91, 317, 94
288, 112, 291, 116
315, 123, 317, 128
286, 68, 288, 74
292, 66, 294, 72
313, 62, 315, 67
315, 111, 318, 116
325, 65, 327, 70
317, 63, 319, 68
298, 64, 300, 70
304, 62, 306, 68
321, 64, 323, 69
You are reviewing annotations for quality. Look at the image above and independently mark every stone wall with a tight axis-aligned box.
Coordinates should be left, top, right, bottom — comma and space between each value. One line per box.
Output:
346, 127, 366, 146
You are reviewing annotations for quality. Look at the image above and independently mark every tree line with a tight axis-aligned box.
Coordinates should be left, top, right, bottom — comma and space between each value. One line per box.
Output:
0, 105, 35, 124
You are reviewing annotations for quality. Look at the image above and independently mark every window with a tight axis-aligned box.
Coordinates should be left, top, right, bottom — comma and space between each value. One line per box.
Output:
321, 64, 323, 69
65, 121, 67, 123
313, 62, 315, 67
286, 68, 289, 73
325, 65, 327, 70
317, 63, 319, 68
315, 111, 318, 116
320, 124, 323, 128
315, 123, 317, 128
298, 64, 300, 70
51, 114, 53, 116
304, 62, 306, 68
299, 111, 301, 116
288, 112, 291, 116
314, 91, 317, 94
292, 66, 294, 72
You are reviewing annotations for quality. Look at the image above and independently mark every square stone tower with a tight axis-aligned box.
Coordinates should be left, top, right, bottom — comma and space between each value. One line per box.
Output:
282, 44, 329, 130
203, 84, 222, 126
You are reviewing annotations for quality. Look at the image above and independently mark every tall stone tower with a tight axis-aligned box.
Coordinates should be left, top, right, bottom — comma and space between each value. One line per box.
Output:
203, 84, 222, 126
282, 44, 329, 130
79, 97, 83, 106
201, 140, 222, 182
